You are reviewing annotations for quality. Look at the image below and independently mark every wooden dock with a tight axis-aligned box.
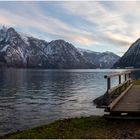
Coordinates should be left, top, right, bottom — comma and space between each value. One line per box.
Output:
112, 85, 140, 113
96, 71, 140, 119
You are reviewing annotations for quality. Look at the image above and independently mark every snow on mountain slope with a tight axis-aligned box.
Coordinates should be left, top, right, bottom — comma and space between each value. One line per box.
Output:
78, 48, 120, 68
19, 33, 30, 46
113, 38, 140, 68
0, 27, 96, 69
0, 26, 120, 69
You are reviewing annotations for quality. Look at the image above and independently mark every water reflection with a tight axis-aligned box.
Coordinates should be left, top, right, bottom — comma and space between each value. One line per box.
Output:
0, 68, 138, 135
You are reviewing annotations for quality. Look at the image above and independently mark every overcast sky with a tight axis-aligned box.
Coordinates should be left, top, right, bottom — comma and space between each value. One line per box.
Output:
0, 1, 139, 56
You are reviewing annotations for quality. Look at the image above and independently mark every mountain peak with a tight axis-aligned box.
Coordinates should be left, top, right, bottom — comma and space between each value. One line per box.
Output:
50, 39, 66, 44
78, 48, 120, 68
0, 26, 119, 69
113, 38, 140, 68
0, 27, 96, 69
1, 26, 8, 32
7, 27, 18, 34
104, 51, 112, 54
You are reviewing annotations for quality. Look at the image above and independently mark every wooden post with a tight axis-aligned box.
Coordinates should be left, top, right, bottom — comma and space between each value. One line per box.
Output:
107, 77, 111, 104
119, 75, 121, 84
124, 74, 127, 89
128, 73, 130, 86
118, 75, 121, 93
107, 78, 111, 91
129, 73, 132, 85
124, 74, 127, 82
103, 71, 132, 107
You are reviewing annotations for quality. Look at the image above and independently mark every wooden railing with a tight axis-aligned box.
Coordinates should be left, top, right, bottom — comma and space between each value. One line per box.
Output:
104, 71, 131, 93
103, 71, 133, 109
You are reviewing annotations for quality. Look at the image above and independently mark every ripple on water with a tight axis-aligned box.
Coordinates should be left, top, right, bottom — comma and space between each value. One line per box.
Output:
0, 69, 131, 135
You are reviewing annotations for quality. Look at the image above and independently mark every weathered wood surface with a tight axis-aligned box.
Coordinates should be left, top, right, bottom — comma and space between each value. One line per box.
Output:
106, 84, 133, 111
111, 85, 140, 113
94, 71, 132, 109
95, 71, 140, 116
104, 71, 130, 79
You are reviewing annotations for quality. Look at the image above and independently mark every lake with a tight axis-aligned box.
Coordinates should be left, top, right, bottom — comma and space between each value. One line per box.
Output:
0, 68, 139, 135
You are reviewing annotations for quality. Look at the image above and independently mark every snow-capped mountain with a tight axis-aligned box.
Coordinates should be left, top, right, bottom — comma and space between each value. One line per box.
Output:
0, 26, 96, 69
78, 48, 120, 68
78, 48, 101, 55
0, 26, 120, 69
113, 38, 140, 68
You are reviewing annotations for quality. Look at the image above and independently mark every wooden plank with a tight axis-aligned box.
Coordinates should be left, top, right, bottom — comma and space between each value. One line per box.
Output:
106, 84, 133, 111
111, 85, 140, 113
107, 78, 111, 90
100, 71, 140, 115
104, 71, 131, 79
107, 79, 131, 95
119, 75, 121, 84
104, 115, 140, 120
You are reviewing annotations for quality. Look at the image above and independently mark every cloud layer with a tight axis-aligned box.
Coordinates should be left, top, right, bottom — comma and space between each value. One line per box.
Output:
0, 1, 139, 56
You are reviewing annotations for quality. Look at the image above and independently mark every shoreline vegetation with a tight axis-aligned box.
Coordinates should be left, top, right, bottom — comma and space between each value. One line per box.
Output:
1, 79, 140, 139
2, 116, 140, 139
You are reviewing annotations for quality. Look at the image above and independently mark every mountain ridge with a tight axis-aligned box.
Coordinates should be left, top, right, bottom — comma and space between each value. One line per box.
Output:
113, 38, 140, 68
0, 26, 119, 69
78, 48, 120, 68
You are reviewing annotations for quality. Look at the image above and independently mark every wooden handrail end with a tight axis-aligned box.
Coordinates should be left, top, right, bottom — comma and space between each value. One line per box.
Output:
104, 75, 108, 79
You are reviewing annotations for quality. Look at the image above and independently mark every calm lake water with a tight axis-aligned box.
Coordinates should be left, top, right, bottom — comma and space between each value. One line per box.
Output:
0, 68, 139, 135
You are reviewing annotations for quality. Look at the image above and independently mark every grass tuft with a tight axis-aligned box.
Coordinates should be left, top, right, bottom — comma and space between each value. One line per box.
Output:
133, 79, 140, 85
1, 116, 140, 139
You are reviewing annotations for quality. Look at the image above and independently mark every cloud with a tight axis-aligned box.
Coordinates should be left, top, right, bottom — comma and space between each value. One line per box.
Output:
0, 2, 98, 47
69, 35, 97, 46
117, 51, 127, 56
59, 1, 140, 48
102, 31, 132, 47
0, 1, 139, 55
